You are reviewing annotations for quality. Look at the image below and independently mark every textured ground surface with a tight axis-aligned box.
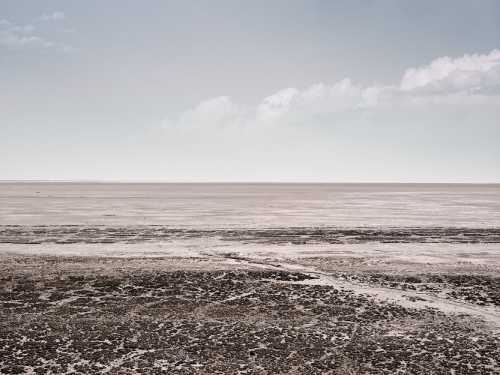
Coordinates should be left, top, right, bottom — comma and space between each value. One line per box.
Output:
2, 225, 500, 245
0, 254, 499, 375
1, 263, 499, 375
1, 222, 500, 374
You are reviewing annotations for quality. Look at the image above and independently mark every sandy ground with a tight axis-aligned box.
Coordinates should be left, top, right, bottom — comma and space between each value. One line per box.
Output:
2, 182, 500, 227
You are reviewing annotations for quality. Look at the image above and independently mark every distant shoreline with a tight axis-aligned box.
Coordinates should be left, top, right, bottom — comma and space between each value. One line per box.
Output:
1, 180, 500, 185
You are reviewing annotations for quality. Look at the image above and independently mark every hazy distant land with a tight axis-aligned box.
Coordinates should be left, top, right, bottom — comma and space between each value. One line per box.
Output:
1, 183, 499, 374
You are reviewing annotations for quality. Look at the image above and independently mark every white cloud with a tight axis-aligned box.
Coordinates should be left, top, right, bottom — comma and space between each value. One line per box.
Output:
39, 11, 65, 22
400, 49, 500, 94
0, 30, 54, 49
0, 16, 73, 52
253, 79, 375, 126
168, 49, 500, 130
256, 87, 299, 123
8, 24, 35, 33
176, 96, 246, 128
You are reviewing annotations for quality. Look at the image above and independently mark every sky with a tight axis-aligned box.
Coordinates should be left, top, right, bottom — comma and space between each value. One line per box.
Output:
1, 0, 499, 182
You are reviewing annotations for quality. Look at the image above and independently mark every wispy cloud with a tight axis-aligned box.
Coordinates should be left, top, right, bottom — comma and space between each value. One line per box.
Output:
0, 13, 75, 52
39, 11, 65, 22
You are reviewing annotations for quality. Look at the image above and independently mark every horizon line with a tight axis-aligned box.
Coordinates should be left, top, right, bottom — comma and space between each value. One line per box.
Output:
1, 180, 500, 185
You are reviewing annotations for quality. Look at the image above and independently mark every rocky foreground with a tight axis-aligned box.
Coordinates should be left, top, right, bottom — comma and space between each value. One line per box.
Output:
1, 256, 499, 374
1, 225, 500, 374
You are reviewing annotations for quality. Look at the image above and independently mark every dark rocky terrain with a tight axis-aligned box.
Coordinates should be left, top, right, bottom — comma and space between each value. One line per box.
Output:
1, 224, 499, 374
327, 272, 500, 308
1, 265, 499, 374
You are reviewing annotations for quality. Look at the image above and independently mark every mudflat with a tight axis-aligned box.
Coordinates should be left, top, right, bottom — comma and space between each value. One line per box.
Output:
1, 183, 500, 374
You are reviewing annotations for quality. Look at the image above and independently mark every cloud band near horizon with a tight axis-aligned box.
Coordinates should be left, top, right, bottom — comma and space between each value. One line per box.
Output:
168, 49, 500, 129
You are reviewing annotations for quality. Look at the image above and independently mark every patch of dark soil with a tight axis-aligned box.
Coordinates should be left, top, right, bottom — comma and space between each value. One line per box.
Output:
335, 272, 500, 307
1, 270, 499, 374
2, 225, 500, 245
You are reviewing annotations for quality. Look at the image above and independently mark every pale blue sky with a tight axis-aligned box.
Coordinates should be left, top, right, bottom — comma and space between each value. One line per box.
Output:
1, 1, 499, 182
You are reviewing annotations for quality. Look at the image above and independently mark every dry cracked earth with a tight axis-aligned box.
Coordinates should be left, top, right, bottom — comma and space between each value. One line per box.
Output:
1, 226, 500, 374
